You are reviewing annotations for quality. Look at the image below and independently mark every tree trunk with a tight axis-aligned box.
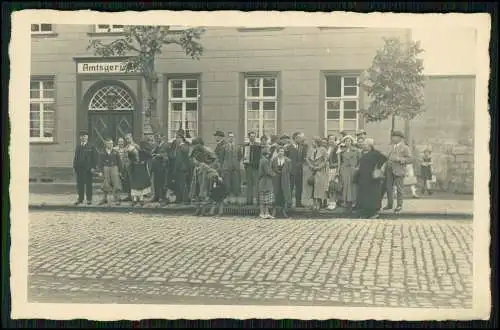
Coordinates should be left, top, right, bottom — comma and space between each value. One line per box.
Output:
390, 114, 396, 141
144, 77, 161, 136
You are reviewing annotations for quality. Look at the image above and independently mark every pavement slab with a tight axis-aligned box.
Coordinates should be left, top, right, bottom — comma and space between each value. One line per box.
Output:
28, 211, 473, 308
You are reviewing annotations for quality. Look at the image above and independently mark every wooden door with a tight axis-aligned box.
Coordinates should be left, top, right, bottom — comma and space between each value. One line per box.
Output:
89, 112, 134, 151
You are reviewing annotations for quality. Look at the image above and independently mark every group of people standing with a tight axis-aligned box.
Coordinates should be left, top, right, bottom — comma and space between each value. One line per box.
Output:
72, 127, 434, 219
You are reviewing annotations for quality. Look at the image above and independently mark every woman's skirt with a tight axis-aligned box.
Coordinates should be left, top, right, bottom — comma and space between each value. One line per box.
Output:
102, 165, 122, 193
259, 191, 274, 206
313, 169, 329, 200
420, 165, 432, 181
130, 162, 152, 197
340, 166, 357, 203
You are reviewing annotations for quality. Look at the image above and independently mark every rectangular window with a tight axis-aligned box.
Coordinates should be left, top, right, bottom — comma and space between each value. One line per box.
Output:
94, 25, 125, 33
325, 75, 360, 135
167, 78, 200, 140
30, 78, 56, 142
31, 24, 53, 34
244, 76, 278, 138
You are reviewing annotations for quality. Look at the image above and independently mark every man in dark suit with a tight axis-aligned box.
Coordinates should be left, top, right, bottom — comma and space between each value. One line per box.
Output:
384, 130, 413, 212
151, 132, 170, 205
241, 131, 261, 205
73, 131, 97, 205
287, 132, 308, 208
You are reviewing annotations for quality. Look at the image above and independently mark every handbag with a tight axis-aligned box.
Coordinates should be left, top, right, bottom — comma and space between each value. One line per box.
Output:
307, 172, 316, 186
372, 168, 384, 179
404, 175, 418, 185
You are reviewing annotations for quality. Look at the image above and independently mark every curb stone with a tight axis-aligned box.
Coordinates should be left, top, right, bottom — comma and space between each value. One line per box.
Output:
28, 204, 473, 220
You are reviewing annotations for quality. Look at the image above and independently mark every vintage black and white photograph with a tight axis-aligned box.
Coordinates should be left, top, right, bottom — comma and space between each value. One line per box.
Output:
10, 11, 490, 320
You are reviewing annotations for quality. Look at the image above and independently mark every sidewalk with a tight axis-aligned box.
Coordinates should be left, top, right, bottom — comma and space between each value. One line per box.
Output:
28, 191, 473, 219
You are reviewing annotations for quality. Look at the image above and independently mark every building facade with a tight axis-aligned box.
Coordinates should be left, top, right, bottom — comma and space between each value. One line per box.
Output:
29, 25, 474, 193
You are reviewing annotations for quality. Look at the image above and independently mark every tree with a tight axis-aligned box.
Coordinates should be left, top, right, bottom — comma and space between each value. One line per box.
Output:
360, 37, 425, 137
88, 25, 205, 135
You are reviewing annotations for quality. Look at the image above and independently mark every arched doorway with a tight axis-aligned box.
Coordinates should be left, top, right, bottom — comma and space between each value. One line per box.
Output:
87, 84, 135, 151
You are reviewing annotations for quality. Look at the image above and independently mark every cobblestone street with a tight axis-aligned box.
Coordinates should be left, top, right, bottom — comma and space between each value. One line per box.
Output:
28, 211, 473, 308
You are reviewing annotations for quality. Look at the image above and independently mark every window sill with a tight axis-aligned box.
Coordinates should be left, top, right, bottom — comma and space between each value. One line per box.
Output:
30, 138, 56, 144
31, 32, 59, 38
87, 32, 126, 37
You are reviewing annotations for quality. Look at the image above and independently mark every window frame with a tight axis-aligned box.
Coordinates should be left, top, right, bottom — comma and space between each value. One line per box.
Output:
324, 75, 360, 135
166, 76, 201, 141
30, 24, 55, 35
244, 75, 279, 139
30, 76, 56, 143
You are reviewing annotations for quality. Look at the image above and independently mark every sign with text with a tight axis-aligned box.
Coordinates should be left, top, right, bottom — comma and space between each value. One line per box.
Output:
77, 62, 134, 74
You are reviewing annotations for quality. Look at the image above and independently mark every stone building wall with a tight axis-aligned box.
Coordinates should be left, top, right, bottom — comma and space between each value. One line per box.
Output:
409, 75, 475, 194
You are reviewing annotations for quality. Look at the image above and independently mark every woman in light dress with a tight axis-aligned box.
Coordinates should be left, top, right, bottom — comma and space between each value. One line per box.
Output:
306, 137, 330, 211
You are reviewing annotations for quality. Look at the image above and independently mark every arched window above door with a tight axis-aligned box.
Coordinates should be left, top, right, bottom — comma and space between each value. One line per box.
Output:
88, 85, 134, 111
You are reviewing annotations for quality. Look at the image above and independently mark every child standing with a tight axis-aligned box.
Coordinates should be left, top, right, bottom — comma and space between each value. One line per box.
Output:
420, 148, 434, 195
98, 138, 123, 205
258, 148, 275, 219
206, 153, 227, 216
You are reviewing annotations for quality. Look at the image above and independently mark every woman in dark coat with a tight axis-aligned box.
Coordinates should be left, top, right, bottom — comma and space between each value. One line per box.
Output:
270, 145, 292, 218
128, 140, 152, 206
355, 138, 387, 219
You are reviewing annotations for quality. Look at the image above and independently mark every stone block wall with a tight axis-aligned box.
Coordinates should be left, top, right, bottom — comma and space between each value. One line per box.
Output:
412, 142, 474, 194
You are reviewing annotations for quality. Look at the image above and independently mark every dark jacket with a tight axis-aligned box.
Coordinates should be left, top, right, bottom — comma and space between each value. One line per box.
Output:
241, 142, 262, 169
98, 149, 122, 171
151, 141, 170, 172
73, 143, 97, 171
286, 143, 309, 175
171, 141, 191, 173
327, 145, 339, 169
214, 140, 228, 165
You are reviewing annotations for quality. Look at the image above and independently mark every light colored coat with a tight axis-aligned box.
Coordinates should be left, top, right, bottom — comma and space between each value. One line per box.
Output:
307, 146, 329, 200
386, 142, 413, 177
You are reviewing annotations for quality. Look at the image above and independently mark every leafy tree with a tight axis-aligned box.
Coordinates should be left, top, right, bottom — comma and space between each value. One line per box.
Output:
360, 37, 425, 135
88, 25, 205, 134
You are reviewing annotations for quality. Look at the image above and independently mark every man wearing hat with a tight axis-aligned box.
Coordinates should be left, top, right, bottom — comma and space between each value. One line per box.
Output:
72, 130, 98, 205
213, 130, 227, 168
384, 130, 413, 212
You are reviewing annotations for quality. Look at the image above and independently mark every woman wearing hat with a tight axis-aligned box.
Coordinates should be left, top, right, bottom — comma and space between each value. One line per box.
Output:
339, 134, 361, 212
306, 137, 330, 211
